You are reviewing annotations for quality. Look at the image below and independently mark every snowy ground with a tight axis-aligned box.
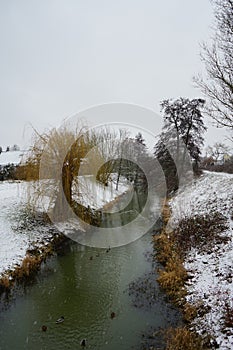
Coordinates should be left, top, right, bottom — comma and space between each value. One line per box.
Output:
73, 174, 131, 210
169, 171, 233, 349
0, 175, 130, 277
0, 181, 54, 277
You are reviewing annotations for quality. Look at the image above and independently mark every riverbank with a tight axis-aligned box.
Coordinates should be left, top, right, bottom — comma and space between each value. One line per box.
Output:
0, 176, 131, 295
0, 187, 176, 350
154, 171, 233, 349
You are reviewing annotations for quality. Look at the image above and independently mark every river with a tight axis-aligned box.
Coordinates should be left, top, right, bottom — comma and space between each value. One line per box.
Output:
0, 189, 181, 350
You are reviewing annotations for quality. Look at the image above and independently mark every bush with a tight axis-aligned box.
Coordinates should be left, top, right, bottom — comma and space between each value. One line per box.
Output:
0, 164, 17, 181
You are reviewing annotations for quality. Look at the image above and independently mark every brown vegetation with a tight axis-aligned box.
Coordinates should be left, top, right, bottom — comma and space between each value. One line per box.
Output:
164, 327, 204, 350
154, 204, 189, 305
172, 212, 229, 258
0, 232, 67, 295
153, 202, 217, 349
0, 275, 11, 292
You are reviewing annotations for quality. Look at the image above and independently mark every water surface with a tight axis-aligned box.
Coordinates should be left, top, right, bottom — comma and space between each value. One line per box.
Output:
0, 191, 181, 350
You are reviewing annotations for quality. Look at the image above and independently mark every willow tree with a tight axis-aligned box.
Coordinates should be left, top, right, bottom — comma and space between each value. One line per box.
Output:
25, 124, 130, 221
24, 125, 91, 220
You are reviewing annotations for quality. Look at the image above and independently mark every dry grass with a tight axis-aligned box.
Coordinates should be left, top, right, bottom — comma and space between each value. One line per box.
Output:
14, 254, 39, 279
154, 206, 229, 307
157, 256, 188, 303
165, 327, 204, 350
0, 233, 68, 297
153, 201, 220, 349
183, 303, 198, 323
153, 232, 174, 265
154, 214, 188, 305
0, 275, 11, 291
152, 201, 222, 349
162, 203, 171, 225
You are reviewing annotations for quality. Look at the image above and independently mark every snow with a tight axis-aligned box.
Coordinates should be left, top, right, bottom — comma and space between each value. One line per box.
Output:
73, 174, 131, 210
0, 181, 54, 277
0, 151, 25, 166
169, 171, 233, 349
0, 175, 131, 277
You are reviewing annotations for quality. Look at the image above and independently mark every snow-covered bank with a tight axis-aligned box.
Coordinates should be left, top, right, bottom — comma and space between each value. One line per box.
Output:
0, 176, 131, 277
0, 182, 54, 277
73, 174, 131, 210
169, 171, 233, 349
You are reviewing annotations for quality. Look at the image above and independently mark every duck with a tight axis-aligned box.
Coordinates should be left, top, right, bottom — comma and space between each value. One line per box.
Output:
41, 325, 47, 332
80, 338, 87, 347
110, 311, 116, 319
56, 316, 64, 324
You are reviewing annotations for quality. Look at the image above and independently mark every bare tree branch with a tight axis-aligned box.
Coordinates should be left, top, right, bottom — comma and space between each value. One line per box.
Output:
194, 0, 233, 129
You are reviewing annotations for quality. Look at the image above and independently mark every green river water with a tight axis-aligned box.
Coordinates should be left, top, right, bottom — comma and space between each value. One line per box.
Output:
0, 191, 181, 350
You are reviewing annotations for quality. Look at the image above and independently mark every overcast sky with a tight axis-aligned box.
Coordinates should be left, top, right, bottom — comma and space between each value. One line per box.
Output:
0, 0, 230, 150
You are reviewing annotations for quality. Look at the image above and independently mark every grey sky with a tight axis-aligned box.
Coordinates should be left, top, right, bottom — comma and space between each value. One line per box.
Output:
0, 0, 229, 150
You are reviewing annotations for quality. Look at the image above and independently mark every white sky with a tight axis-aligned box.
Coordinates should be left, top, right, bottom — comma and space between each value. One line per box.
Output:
0, 0, 231, 151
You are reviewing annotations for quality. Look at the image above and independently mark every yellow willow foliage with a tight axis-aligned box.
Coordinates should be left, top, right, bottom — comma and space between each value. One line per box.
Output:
21, 124, 129, 219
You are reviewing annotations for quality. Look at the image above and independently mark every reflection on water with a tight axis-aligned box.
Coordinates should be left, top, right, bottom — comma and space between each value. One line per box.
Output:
0, 191, 181, 350
0, 235, 181, 350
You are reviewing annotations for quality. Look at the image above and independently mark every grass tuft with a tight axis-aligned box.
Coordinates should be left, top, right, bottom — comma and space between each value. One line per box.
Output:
164, 327, 204, 350
0, 275, 11, 292
14, 254, 39, 279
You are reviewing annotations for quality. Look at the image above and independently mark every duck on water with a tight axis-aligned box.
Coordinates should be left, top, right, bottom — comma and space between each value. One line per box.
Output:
56, 316, 64, 324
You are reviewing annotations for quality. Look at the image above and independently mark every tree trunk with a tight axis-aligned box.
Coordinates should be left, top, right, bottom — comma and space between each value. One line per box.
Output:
53, 164, 73, 221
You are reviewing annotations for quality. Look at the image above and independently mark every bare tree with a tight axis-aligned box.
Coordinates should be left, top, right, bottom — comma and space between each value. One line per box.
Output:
194, 0, 233, 129
206, 142, 230, 162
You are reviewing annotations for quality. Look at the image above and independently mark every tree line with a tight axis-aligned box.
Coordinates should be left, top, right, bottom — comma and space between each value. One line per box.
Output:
1, 0, 232, 208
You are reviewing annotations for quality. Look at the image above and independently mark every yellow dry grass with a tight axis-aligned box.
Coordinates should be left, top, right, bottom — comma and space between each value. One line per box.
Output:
0, 275, 11, 290
165, 327, 204, 350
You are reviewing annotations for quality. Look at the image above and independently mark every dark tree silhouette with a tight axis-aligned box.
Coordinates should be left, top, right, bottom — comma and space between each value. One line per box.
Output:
154, 98, 207, 192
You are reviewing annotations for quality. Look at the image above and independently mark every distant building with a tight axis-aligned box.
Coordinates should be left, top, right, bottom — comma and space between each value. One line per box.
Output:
0, 150, 25, 167
0, 150, 27, 180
